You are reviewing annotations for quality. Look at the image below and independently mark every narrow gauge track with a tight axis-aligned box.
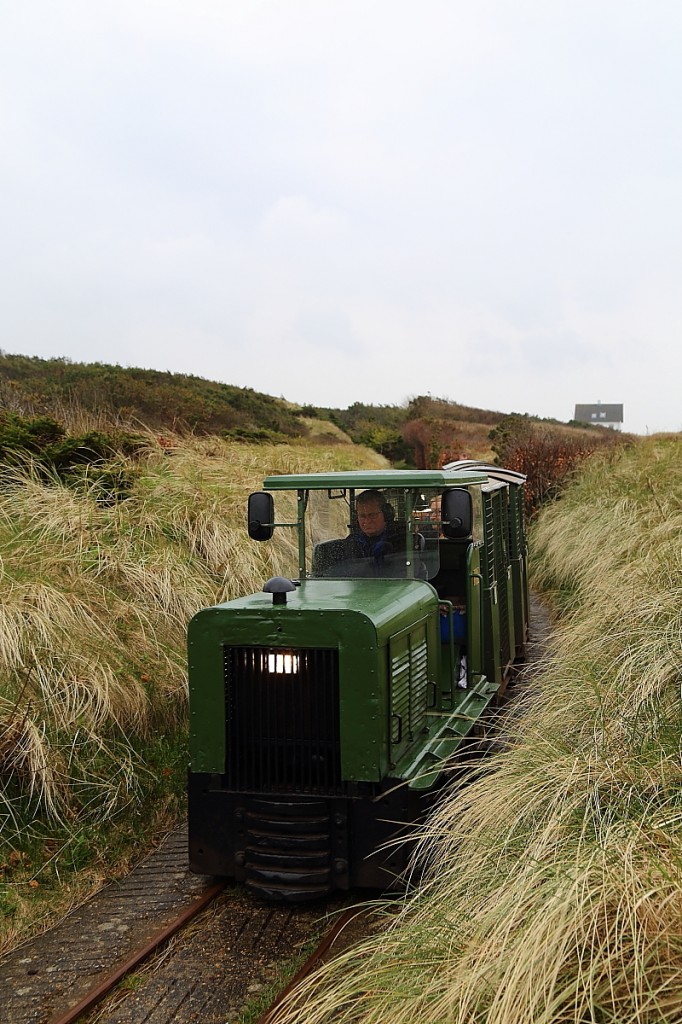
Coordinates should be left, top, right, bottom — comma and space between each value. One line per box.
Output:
0, 823, 364, 1024
0, 824, 366, 1024
255, 906, 367, 1024
49, 895, 363, 1024
81, 895, 366, 1024
49, 881, 226, 1024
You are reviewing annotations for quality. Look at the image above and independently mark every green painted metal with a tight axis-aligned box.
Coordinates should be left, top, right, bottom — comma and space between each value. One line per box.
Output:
187, 463, 531, 898
477, 481, 528, 687
189, 464, 529, 804
499, 487, 516, 670
296, 490, 307, 576
480, 488, 503, 687
508, 483, 529, 654
387, 617, 434, 766
394, 674, 500, 789
188, 578, 438, 782
466, 543, 484, 681
188, 606, 228, 773
262, 469, 488, 490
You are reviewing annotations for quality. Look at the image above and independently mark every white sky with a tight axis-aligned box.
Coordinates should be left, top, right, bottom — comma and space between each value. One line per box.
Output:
2, 1, 681, 435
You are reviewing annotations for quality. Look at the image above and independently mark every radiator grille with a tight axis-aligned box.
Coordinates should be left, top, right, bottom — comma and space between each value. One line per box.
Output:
224, 647, 342, 794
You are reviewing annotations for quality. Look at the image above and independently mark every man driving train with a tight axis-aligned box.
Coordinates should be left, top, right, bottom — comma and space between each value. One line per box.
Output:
341, 489, 406, 562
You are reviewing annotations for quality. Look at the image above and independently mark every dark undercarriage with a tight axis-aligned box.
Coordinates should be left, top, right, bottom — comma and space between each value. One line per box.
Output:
188, 772, 441, 901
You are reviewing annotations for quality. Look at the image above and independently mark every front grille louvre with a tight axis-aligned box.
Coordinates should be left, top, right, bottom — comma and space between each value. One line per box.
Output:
390, 628, 428, 748
224, 647, 342, 794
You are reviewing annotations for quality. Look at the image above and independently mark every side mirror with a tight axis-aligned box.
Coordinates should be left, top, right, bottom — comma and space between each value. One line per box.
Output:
441, 488, 472, 539
248, 492, 275, 541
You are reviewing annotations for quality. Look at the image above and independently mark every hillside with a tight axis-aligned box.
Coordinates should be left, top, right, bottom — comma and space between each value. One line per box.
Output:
0, 352, 306, 441
0, 378, 675, 993
0, 352, 617, 468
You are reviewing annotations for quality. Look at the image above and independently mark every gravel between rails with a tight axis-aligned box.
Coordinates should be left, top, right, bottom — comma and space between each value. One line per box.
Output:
86, 890, 356, 1024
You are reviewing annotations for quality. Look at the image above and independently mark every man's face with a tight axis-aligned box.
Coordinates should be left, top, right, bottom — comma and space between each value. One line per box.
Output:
356, 501, 386, 538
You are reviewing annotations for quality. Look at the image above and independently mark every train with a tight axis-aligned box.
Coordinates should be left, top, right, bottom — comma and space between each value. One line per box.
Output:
187, 462, 529, 901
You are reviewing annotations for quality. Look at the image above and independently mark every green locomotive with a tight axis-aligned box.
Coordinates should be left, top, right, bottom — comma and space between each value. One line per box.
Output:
188, 464, 528, 900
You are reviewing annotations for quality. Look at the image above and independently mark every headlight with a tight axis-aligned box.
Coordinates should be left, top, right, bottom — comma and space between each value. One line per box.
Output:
266, 651, 300, 675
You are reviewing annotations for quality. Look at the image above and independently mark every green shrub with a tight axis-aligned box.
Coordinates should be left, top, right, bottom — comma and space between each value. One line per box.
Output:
222, 426, 289, 444
0, 413, 144, 501
0, 353, 307, 438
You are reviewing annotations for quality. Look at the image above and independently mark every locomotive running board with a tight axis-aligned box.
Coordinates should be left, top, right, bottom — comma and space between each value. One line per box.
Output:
395, 675, 500, 789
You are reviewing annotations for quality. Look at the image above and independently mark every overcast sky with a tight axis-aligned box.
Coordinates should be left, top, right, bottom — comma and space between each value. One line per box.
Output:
2, 1, 681, 435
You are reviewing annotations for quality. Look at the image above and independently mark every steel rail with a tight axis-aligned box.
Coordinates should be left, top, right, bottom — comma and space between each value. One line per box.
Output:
257, 907, 366, 1024
47, 880, 226, 1024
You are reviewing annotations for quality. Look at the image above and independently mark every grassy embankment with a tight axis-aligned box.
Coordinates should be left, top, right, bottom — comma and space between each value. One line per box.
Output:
0, 433, 384, 953
274, 434, 682, 1024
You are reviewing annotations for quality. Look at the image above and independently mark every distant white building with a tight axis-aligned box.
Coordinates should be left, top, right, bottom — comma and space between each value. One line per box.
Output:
574, 402, 624, 430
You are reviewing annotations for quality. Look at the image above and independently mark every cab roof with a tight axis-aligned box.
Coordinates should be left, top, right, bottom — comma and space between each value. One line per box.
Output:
262, 469, 489, 490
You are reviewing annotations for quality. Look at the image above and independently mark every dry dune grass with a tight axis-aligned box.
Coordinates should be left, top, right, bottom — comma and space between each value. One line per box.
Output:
273, 435, 682, 1024
0, 434, 382, 946
300, 416, 354, 444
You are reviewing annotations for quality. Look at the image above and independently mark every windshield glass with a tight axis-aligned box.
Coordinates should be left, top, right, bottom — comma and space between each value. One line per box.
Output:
304, 487, 445, 580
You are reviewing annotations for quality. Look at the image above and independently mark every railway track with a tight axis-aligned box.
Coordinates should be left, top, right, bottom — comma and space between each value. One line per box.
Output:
0, 827, 368, 1024
255, 906, 366, 1024
48, 881, 226, 1024
40, 889, 363, 1024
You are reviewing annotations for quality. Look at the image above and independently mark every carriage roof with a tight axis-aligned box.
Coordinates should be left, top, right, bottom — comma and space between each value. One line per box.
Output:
261, 469, 489, 490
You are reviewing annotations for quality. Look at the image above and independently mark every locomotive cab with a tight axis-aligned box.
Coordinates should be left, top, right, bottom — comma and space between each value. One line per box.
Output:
188, 468, 528, 901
